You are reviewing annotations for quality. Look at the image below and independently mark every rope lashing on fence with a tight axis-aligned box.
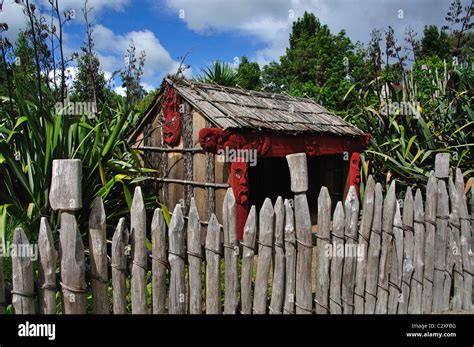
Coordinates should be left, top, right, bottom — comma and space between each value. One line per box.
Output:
283, 238, 296, 248
411, 276, 423, 286
257, 240, 273, 249
425, 218, 437, 227
274, 242, 284, 249
204, 246, 221, 256
388, 280, 402, 293
402, 224, 414, 232
448, 221, 461, 230
90, 274, 108, 284
59, 281, 87, 294
149, 254, 169, 268
370, 228, 382, 236
436, 215, 449, 220
365, 288, 377, 299
168, 250, 186, 262
186, 250, 204, 261
223, 243, 239, 255
341, 297, 355, 309
329, 295, 343, 309
239, 241, 255, 253
314, 298, 330, 312
344, 233, 358, 242
356, 230, 370, 243
414, 219, 424, 225
294, 301, 313, 313
111, 262, 128, 273
132, 260, 147, 272
459, 217, 471, 222
40, 282, 57, 291
377, 283, 389, 294
295, 238, 313, 249
10, 290, 36, 298
313, 234, 331, 243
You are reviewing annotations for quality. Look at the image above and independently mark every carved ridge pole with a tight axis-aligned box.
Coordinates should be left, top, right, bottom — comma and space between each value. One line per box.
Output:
49, 159, 86, 314
286, 153, 313, 314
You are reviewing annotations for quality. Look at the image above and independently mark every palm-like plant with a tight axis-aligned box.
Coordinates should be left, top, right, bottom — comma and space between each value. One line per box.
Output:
195, 61, 237, 87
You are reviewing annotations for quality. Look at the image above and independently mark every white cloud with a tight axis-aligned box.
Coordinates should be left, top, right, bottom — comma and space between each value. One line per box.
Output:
93, 24, 180, 87
164, 0, 457, 65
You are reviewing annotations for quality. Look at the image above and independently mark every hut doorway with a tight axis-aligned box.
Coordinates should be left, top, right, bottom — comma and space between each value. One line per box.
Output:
248, 155, 345, 226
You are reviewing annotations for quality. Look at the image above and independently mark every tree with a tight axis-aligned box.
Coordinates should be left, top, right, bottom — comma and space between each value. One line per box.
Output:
262, 12, 369, 111
120, 40, 146, 106
236, 56, 261, 90
72, 1, 108, 105
420, 25, 450, 60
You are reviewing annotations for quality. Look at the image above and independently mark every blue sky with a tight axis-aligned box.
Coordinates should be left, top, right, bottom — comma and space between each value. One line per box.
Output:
0, 0, 462, 93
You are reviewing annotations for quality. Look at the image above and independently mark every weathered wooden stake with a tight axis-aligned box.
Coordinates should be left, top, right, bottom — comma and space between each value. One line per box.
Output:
388, 200, 403, 314
253, 198, 274, 314
315, 187, 331, 314
38, 217, 57, 314
223, 189, 239, 314
398, 188, 414, 314
448, 177, 462, 312
168, 204, 186, 314
330, 202, 345, 314
270, 197, 285, 314
131, 187, 147, 314
11, 228, 35, 314
354, 176, 375, 314
112, 218, 128, 314
187, 199, 202, 314
89, 197, 109, 314
422, 172, 437, 313
455, 169, 473, 310
408, 189, 425, 314
375, 180, 396, 314
205, 214, 221, 314
241, 206, 257, 314
342, 186, 359, 314
283, 199, 296, 314
286, 153, 313, 314
151, 209, 167, 314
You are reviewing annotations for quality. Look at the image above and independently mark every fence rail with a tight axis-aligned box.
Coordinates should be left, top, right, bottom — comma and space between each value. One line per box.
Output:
1, 153, 473, 314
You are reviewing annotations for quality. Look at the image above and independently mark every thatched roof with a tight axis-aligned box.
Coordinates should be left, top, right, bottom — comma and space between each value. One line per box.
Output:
128, 77, 365, 142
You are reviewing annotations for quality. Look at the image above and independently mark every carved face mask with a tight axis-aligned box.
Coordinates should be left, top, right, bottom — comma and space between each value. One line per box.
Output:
231, 161, 249, 205
162, 87, 182, 146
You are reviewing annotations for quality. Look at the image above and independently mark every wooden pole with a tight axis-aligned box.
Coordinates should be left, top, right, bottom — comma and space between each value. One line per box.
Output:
286, 153, 313, 314
283, 199, 296, 314
270, 197, 285, 314
131, 187, 147, 314
168, 204, 186, 314
11, 228, 35, 314
330, 202, 345, 314
223, 189, 239, 314
89, 197, 109, 314
112, 218, 128, 314
50, 159, 86, 314
315, 187, 331, 314
398, 188, 414, 314
38, 218, 57, 314
241, 206, 257, 314
205, 214, 221, 314
187, 199, 203, 314
151, 209, 167, 314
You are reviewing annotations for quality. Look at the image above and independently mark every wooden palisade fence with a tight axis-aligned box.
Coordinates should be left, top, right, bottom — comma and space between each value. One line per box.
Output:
1, 153, 473, 314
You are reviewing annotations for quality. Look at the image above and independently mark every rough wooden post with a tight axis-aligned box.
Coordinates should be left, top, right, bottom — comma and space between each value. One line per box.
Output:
342, 186, 359, 314
354, 176, 375, 314
283, 199, 296, 314
50, 159, 86, 314
241, 206, 257, 314
330, 202, 345, 314
89, 197, 109, 314
38, 217, 57, 314
286, 153, 313, 314
433, 180, 449, 312
455, 169, 472, 310
112, 218, 128, 314
398, 188, 414, 314
131, 187, 147, 314
270, 196, 285, 314
205, 214, 221, 314
315, 187, 331, 314
187, 199, 203, 314
448, 177, 462, 312
408, 189, 425, 314
365, 183, 383, 314
375, 180, 396, 314
422, 172, 437, 314
253, 198, 274, 314
223, 189, 239, 314
388, 200, 403, 314
151, 209, 167, 314
11, 228, 35, 314
168, 204, 186, 314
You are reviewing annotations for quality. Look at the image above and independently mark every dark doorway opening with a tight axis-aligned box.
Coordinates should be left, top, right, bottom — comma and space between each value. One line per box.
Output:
248, 154, 345, 226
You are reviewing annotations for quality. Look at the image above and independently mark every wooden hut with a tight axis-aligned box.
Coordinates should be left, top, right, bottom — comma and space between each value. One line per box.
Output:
128, 77, 370, 239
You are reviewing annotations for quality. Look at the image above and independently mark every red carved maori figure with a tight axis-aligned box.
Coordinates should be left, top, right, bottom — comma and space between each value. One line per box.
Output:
162, 86, 182, 146
229, 160, 249, 240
